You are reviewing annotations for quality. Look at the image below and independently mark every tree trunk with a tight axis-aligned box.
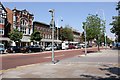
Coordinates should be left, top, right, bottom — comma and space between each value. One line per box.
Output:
98, 43, 100, 51
118, 35, 120, 42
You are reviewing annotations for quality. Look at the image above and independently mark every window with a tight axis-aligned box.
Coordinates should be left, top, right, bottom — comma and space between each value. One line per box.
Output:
50, 35, 51, 39
0, 28, 4, 35
20, 19, 28, 35
0, 8, 2, 13
29, 28, 31, 34
20, 27, 26, 34
0, 18, 4, 24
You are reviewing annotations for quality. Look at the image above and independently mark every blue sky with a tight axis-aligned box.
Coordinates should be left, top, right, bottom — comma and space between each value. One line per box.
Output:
3, 2, 118, 39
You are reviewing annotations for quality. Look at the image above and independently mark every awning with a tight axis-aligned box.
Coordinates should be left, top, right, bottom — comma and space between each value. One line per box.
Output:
0, 37, 10, 41
41, 39, 62, 43
21, 36, 31, 42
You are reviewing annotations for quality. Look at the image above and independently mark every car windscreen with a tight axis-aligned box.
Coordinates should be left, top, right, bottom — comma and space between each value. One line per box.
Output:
0, 45, 4, 48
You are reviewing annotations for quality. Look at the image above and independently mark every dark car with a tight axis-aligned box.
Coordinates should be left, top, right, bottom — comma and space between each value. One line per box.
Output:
68, 45, 76, 49
20, 45, 43, 53
56, 45, 62, 50
6, 46, 21, 53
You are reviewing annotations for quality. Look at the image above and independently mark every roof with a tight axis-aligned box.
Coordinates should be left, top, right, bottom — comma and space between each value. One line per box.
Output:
33, 21, 50, 26
12, 8, 33, 16
33, 21, 58, 29
0, 2, 7, 13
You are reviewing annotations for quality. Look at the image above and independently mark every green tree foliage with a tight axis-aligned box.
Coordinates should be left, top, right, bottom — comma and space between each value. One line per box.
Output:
9, 29, 23, 42
110, 16, 120, 42
82, 14, 104, 51
106, 36, 113, 45
110, 1, 120, 42
82, 14, 104, 42
116, 1, 120, 10
60, 25, 73, 41
30, 31, 42, 42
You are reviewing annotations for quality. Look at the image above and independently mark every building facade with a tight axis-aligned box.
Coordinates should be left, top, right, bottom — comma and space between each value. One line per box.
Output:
73, 30, 81, 43
33, 21, 61, 48
0, 2, 10, 48
12, 8, 34, 46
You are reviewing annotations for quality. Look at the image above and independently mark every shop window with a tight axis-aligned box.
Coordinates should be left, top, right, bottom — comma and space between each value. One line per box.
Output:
0, 28, 4, 35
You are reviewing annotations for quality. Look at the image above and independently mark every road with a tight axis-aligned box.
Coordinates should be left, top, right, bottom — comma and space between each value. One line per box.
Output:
0, 47, 104, 70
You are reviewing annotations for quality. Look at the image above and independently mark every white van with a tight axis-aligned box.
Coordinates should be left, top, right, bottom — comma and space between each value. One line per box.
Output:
62, 41, 69, 50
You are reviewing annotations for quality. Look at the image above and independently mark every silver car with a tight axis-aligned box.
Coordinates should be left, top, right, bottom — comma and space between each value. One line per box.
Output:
45, 45, 57, 51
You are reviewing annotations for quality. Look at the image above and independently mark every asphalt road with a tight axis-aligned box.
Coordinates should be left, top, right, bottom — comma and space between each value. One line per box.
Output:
0, 47, 104, 70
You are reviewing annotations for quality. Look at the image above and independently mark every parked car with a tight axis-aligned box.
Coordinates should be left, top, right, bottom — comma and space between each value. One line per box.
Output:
80, 43, 85, 48
20, 45, 43, 53
109, 44, 112, 48
0, 43, 5, 54
68, 45, 76, 49
45, 45, 57, 51
56, 45, 62, 50
75, 44, 82, 49
6, 46, 21, 53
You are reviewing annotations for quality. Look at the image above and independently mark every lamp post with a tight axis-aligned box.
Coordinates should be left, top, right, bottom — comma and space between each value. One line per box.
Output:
84, 23, 87, 55
49, 9, 55, 63
56, 17, 63, 44
100, 9, 107, 48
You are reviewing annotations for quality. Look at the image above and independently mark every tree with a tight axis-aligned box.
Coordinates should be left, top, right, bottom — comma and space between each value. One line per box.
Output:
82, 14, 104, 51
30, 31, 42, 43
60, 25, 73, 41
9, 29, 23, 46
110, 1, 120, 42
106, 36, 113, 45
116, 1, 120, 11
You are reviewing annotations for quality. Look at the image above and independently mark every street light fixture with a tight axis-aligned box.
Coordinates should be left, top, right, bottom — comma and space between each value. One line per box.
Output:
49, 9, 55, 63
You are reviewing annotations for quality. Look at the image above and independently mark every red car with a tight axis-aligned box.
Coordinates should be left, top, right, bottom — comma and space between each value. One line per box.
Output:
68, 45, 75, 49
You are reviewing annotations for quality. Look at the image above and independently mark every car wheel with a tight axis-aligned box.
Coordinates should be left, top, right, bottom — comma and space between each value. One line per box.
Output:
0, 50, 4, 54
28, 50, 32, 53
13, 51, 15, 53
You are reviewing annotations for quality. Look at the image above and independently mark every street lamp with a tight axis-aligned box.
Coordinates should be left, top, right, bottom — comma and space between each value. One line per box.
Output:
84, 23, 87, 55
56, 17, 63, 43
49, 9, 55, 63
101, 9, 107, 49
98, 9, 107, 49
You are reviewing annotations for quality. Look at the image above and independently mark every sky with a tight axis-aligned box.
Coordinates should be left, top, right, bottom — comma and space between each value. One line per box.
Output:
2, 2, 118, 39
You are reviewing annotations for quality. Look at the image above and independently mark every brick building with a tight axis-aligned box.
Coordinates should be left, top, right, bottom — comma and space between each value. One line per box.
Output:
6, 7, 34, 46
0, 2, 10, 48
33, 21, 62, 48
72, 30, 81, 43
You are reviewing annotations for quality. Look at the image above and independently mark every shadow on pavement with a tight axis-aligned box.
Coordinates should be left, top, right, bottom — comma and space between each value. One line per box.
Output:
82, 50, 98, 53
99, 67, 120, 77
80, 66, 120, 80
112, 47, 120, 50
80, 74, 119, 80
